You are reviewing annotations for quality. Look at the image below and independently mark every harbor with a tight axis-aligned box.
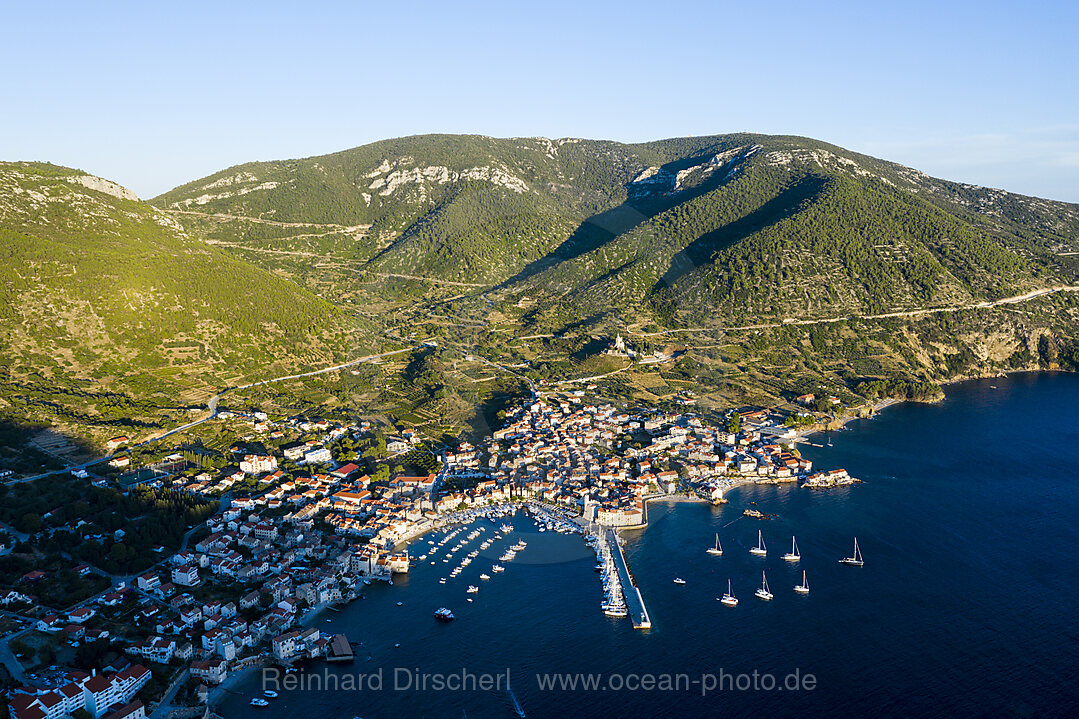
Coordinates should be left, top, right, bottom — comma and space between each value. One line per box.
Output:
194, 376, 1079, 719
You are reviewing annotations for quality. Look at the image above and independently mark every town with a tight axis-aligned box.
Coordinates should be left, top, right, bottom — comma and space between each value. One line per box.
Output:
1, 389, 855, 719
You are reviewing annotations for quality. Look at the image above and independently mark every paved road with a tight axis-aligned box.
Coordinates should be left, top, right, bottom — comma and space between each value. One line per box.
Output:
629, 285, 1079, 336
148, 668, 189, 719
0, 627, 32, 683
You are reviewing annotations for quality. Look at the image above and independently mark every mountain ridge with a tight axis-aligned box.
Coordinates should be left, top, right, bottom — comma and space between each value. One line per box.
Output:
4, 133, 1079, 453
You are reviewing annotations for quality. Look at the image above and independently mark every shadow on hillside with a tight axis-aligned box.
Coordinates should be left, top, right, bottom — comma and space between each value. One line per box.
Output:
0, 417, 95, 476
498, 150, 749, 290
571, 336, 610, 361
468, 387, 531, 441
654, 175, 830, 291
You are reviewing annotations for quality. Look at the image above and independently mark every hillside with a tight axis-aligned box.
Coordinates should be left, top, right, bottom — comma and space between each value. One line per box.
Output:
4, 134, 1077, 458
154, 133, 1079, 323
150, 133, 1079, 439
0, 162, 370, 452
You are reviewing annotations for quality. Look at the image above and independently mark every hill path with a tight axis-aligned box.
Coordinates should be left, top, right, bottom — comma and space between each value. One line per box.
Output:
630, 285, 1079, 337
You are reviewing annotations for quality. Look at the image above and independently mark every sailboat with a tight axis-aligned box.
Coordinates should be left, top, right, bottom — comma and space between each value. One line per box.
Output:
782, 536, 800, 562
707, 533, 723, 556
754, 571, 773, 600
794, 570, 809, 594
720, 579, 739, 606
839, 537, 864, 566
749, 529, 767, 556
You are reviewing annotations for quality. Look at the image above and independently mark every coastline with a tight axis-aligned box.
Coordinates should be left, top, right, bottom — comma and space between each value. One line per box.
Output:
799, 370, 1072, 443
206, 661, 265, 709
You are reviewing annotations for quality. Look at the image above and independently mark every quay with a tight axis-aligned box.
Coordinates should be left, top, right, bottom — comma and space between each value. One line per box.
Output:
606, 528, 651, 630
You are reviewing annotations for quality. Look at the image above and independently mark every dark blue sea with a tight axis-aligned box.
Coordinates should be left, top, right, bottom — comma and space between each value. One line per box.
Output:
221, 373, 1079, 718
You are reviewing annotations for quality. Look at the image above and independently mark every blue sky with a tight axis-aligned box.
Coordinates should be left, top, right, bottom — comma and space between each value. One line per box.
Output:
2, 0, 1076, 201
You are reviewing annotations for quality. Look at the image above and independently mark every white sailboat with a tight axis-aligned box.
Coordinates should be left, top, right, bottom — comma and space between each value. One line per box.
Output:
720, 579, 739, 606
750, 529, 767, 556
839, 537, 864, 566
782, 536, 800, 562
707, 533, 723, 556
754, 571, 773, 600
794, 570, 809, 594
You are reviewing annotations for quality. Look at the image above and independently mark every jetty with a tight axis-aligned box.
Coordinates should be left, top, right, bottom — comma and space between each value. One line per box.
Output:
606, 529, 651, 630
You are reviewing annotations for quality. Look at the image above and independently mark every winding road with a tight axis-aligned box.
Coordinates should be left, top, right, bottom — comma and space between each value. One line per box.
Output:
630, 285, 1079, 337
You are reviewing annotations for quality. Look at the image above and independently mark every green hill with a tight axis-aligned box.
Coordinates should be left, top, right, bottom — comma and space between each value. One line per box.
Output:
154, 133, 1079, 324
152, 133, 1079, 426
0, 162, 369, 448
5, 133, 1077, 452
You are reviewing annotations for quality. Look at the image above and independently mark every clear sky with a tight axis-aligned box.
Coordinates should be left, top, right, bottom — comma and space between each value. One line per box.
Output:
2, 0, 1076, 201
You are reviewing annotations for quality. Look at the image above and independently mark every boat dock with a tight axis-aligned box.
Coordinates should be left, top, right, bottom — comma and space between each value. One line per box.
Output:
606, 529, 651, 630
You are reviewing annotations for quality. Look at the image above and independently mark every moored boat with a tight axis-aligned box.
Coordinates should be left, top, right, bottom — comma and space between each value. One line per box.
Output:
720, 579, 738, 607
755, 571, 773, 601
782, 536, 800, 562
839, 537, 864, 566
750, 529, 767, 556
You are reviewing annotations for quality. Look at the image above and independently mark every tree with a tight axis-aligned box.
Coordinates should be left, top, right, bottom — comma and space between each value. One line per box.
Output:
18, 512, 41, 534
9, 639, 33, 661
37, 645, 56, 667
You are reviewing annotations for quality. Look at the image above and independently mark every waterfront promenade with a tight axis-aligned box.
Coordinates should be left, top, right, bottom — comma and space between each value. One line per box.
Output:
606, 528, 651, 630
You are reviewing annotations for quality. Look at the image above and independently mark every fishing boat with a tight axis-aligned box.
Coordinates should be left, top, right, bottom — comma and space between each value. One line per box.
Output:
720, 579, 738, 607
250, 698, 269, 707
781, 536, 800, 562
492, 564, 505, 572
755, 571, 773, 601
263, 690, 278, 699
750, 529, 767, 556
467, 585, 479, 593
794, 570, 810, 594
673, 577, 687, 585
479, 573, 491, 580
434, 607, 455, 622
839, 537, 864, 566
706, 533, 723, 556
